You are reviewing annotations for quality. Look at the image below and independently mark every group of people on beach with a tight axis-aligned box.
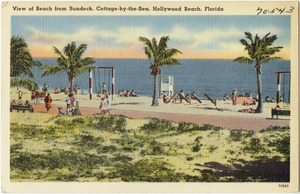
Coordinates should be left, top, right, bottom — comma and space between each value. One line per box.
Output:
162, 90, 193, 104
265, 95, 283, 103
10, 90, 34, 113
118, 89, 138, 97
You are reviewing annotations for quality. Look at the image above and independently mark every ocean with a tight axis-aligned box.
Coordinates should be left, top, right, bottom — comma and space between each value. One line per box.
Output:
31, 58, 291, 102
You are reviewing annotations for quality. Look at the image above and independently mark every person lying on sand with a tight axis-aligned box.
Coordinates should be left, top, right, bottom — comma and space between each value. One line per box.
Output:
129, 90, 137, 97
238, 107, 255, 113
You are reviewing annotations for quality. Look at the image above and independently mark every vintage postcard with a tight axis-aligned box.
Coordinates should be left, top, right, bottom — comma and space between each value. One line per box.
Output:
1, 1, 299, 193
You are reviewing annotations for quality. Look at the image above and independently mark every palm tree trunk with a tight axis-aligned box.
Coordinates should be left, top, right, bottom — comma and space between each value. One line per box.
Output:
69, 76, 74, 94
152, 75, 159, 106
255, 67, 263, 113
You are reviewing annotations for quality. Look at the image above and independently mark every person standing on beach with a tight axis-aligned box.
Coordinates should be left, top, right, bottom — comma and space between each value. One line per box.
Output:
232, 89, 237, 105
179, 90, 185, 103
17, 88, 23, 99
102, 83, 107, 94
44, 93, 52, 112
73, 85, 78, 95
43, 83, 48, 92
99, 97, 106, 114
65, 94, 73, 114
69, 93, 75, 107
105, 96, 111, 114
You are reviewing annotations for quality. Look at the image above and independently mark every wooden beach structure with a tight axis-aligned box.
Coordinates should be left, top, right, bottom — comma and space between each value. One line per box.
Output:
88, 67, 115, 100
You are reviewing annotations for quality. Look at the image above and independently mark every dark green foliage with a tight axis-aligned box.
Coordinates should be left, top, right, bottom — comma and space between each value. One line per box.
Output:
10, 124, 64, 140
207, 145, 218, 153
243, 137, 265, 154
177, 123, 221, 133
192, 145, 201, 152
201, 171, 221, 182
10, 116, 290, 182
260, 126, 290, 133
177, 122, 197, 132
74, 132, 104, 148
11, 149, 110, 172
200, 124, 222, 132
141, 140, 165, 155
115, 159, 184, 182
97, 145, 118, 154
262, 127, 290, 161
275, 134, 290, 160
140, 118, 176, 134
228, 130, 255, 142
115, 134, 139, 152
195, 136, 203, 143
10, 143, 23, 153
113, 116, 127, 132
192, 135, 203, 152
111, 154, 133, 163
87, 115, 127, 132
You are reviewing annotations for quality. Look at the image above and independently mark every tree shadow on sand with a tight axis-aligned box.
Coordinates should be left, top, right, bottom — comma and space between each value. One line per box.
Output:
195, 158, 289, 182
113, 102, 143, 106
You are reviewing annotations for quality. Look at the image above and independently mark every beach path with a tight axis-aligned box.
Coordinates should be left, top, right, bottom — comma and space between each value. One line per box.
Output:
30, 103, 289, 131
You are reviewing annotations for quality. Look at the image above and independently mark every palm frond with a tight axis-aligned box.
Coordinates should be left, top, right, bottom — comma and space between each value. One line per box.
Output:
73, 44, 88, 59
53, 46, 66, 59
157, 36, 170, 52
262, 57, 282, 63
40, 65, 65, 77
10, 77, 39, 91
233, 57, 253, 64
244, 32, 253, 43
139, 37, 154, 59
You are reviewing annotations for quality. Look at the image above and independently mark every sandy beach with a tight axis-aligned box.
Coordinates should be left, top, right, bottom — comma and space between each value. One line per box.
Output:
10, 87, 290, 131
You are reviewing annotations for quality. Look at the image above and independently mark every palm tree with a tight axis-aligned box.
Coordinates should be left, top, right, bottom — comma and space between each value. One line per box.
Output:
41, 42, 95, 93
139, 36, 182, 106
234, 32, 283, 113
10, 35, 40, 90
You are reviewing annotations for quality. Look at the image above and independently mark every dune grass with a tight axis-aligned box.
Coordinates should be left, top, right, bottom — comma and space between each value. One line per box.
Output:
10, 115, 290, 182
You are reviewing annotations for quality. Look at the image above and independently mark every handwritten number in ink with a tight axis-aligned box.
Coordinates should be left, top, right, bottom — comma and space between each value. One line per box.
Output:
286, 6, 294, 13
257, 6, 294, 15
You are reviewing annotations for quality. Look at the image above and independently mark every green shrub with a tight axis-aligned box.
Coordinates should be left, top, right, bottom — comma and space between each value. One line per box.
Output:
115, 159, 184, 182
74, 132, 104, 148
260, 126, 290, 133
87, 115, 127, 132
140, 118, 176, 134
11, 150, 111, 180
141, 140, 165, 155
97, 145, 118, 154
186, 157, 194, 161
112, 154, 133, 163
192, 145, 201, 152
207, 145, 218, 153
243, 137, 266, 154
228, 130, 255, 142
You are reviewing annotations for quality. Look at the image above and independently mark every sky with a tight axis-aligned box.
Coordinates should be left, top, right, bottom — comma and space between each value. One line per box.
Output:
11, 15, 291, 59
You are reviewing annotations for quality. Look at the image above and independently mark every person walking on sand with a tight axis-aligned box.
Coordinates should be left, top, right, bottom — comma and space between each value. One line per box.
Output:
105, 95, 111, 114
44, 93, 52, 112
17, 88, 23, 99
99, 97, 106, 114
232, 89, 237, 105
179, 90, 185, 103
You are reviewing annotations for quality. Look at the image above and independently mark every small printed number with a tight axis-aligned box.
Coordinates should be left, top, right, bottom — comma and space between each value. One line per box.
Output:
278, 184, 289, 188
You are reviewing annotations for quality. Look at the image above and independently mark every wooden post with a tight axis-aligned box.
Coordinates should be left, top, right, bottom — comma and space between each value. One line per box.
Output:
89, 68, 93, 100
